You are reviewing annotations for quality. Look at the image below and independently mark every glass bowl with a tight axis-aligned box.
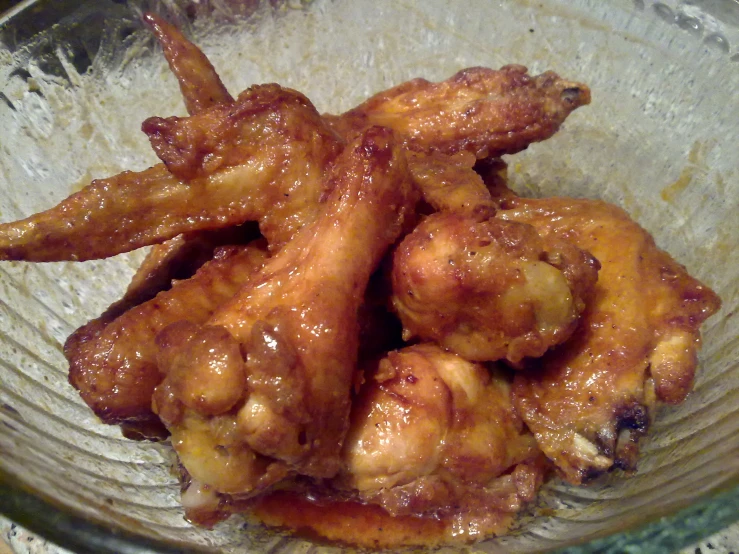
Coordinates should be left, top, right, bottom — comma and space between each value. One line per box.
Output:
0, 0, 737, 552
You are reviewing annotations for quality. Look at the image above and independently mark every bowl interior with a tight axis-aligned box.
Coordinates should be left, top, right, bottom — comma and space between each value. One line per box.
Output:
0, 0, 737, 552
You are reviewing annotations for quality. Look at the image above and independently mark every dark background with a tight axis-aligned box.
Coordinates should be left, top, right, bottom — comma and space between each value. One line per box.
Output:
0, 0, 23, 15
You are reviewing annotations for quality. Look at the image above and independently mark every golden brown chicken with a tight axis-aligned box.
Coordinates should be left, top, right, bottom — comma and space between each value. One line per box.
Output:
117, 12, 239, 312
63, 16, 265, 440
392, 210, 599, 364
0, 85, 341, 261
326, 65, 590, 158
66, 238, 268, 439
63, 31, 332, 437
341, 344, 545, 515
4, 14, 722, 548
143, 13, 234, 114
407, 150, 498, 215
150, 127, 417, 521
251, 344, 547, 548
58, 18, 586, 444
498, 197, 721, 483
98, 224, 259, 323
0, 55, 591, 264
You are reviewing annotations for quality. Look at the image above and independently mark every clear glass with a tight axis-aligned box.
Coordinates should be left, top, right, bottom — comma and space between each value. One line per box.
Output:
0, 0, 737, 552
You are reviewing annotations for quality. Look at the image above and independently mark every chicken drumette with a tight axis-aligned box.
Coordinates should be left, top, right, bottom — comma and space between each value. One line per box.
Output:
392, 210, 599, 364
339, 344, 546, 541
66, 237, 268, 438
252, 344, 548, 549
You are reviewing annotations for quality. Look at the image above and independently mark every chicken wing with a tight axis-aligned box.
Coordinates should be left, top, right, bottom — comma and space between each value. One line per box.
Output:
499, 197, 721, 483
150, 127, 417, 515
115, 12, 238, 313
0, 85, 341, 261
67, 223, 259, 440
326, 65, 590, 158
341, 343, 544, 504
142, 13, 233, 115
407, 150, 497, 215
66, 238, 268, 437
392, 211, 599, 364
100, 224, 259, 323
62, 17, 262, 438
252, 344, 546, 548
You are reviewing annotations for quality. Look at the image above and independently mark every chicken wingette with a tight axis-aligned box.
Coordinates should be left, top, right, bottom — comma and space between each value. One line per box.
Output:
499, 197, 721, 483
326, 65, 590, 158
0, 85, 341, 261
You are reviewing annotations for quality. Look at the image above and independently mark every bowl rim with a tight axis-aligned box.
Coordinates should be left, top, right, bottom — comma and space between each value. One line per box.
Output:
3, 468, 739, 553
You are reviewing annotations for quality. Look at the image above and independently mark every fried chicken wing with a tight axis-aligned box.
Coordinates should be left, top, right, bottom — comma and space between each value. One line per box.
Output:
115, 12, 238, 314
143, 13, 234, 115
407, 150, 497, 215
151, 127, 417, 513
499, 197, 721, 483
0, 85, 341, 261
328, 65, 590, 158
68, 223, 259, 440
340, 344, 543, 506
102, 224, 259, 322
392, 211, 599, 364
62, 19, 263, 437
251, 344, 546, 547
66, 239, 268, 437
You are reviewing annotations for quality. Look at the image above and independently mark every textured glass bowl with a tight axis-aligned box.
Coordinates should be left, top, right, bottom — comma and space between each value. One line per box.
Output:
0, 0, 738, 552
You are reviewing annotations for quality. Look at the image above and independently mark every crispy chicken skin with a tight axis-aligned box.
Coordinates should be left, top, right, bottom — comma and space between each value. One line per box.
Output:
407, 150, 498, 215
326, 65, 590, 158
102, 224, 260, 323
251, 344, 547, 548
151, 128, 417, 508
0, 85, 341, 261
117, 12, 238, 316
66, 240, 268, 435
499, 197, 721, 483
63, 16, 261, 439
392, 211, 599, 363
340, 345, 544, 513
143, 13, 233, 115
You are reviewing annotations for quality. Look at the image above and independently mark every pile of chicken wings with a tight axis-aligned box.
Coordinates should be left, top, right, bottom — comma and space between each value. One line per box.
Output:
0, 14, 721, 548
